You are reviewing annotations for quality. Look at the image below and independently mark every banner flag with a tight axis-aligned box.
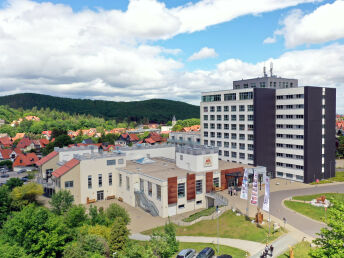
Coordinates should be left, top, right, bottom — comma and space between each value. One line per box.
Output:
240, 168, 249, 200
263, 176, 270, 212
250, 169, 258, 206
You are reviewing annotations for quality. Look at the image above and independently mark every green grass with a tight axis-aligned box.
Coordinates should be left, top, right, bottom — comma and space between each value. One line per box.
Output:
310, 171, 344, 184
292, 193, 344, 202
284, 201, 326, 222
278, 241, 312, 258
142, 210, 285, 243
182, 207, 216, 222
177, 242, 248, 258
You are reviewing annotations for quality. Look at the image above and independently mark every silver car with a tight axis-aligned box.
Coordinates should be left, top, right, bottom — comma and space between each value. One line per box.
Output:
176, 248, 196, 258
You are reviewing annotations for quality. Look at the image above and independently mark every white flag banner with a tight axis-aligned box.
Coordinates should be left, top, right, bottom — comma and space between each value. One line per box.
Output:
240, 168, 249, 200
250, 169, 258, 206
263, 176, 270, 212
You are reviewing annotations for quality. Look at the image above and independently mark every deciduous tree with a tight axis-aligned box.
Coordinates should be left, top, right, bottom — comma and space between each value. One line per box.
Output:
49, 190, 74, 215
109, 217, 129, 254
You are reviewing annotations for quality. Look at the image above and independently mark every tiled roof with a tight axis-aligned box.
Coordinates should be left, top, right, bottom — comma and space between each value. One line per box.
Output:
129, 134, 139, 141
17, 138, 33, 149
12, 133, 26, 141
145, 138, 156, 144
52, 159, 80, 178
36, 151, 58, 166
39, 139, 50, 146
0, 137, 12, 146
13, 153, 39, 167
0, 149, 12, 159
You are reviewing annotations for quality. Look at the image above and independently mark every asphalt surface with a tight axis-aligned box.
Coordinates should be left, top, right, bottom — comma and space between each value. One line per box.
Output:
258, 183, 344, 237
0, 171, 28, 185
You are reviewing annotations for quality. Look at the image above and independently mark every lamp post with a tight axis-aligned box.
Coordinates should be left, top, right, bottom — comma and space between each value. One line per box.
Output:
216, 205, 220, 255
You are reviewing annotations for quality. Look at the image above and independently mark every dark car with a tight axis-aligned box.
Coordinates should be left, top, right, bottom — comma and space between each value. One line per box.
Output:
196, 247, 215, 258
21, 176, 29, 182
217, 255, 232, 258
17, 169, 27, 174
0, 174, 9, 178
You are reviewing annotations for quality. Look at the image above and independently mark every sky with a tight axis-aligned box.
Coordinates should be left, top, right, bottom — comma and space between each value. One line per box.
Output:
0, 0, 343, 111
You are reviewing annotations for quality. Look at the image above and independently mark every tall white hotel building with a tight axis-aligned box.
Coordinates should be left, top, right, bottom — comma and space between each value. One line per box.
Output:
200, 71, 336, 183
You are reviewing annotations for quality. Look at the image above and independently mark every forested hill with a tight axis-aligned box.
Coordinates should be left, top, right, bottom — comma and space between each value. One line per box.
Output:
0, 93, 199, 123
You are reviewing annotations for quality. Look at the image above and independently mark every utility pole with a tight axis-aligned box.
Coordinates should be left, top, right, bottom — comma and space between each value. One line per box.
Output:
216, 205, 219, 255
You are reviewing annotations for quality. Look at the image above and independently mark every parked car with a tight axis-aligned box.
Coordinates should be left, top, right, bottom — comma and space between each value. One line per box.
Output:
17, 169, 27, 174
0, 174, 9, 178
21, 176, 29, 182
217, 255, 232, 258
196, 247, 215, 258
176, 248, 196, 258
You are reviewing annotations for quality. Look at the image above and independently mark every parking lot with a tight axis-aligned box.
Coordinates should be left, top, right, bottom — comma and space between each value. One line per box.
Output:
0, 168, 29, 185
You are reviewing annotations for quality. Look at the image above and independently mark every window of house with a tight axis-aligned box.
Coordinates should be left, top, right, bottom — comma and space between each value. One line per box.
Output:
247, 105, 254, 111
248, 135, 254, 140
156, 185, 161, 200
224, 142, 229, 148
210, 132, 215, 137
213, 178, 219, 187
239, 115, 245, 121
178, 183, 185, 198
224, 133, 229, 139
239, 143, 245, 150
231, 142, 237, 149
277, 172, 283, 177
126, 176, 130, 190
239, 124, 245, 131
217, 115, 222, 121
239, 153, 245, 159
224, 115, 229, 121
196, 180, 202, 194
231, 133, 237, 139
286, 173, 293, 178
98, 174, 102, 187
148, 182, 152, 196
248, 154, 254, 160
217, 141, 222, 147
204, 132, 208, 137
109, 173, 112, 186
218, 150, 222, 155
65, 181, 73, 188
210, 115, 215, 121
231, 115, 237, 121
88, 175, 92, 189
202, 95, 221, 102
248, 144, 254, 150
203, 123, 208, 129
239, 92, 253, 100
248, 124, 254, 131
107, 159, 116, 166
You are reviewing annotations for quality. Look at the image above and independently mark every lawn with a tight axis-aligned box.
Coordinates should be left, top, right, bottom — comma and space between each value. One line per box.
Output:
177, 242, 248, 258
278, 241, 312, 258
310, 171, 344, 184
284, 201, 326, 222
182, 207, 216, 222
142, 210, 285, 243
292, 193, 344, 202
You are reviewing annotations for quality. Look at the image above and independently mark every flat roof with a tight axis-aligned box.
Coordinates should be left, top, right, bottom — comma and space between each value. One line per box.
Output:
218, 160, 253, 170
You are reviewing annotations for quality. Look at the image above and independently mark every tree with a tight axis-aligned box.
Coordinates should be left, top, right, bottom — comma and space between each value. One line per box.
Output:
106, 203, 131, 225
63, 235, 109, 258
89, 205, 108, 226
42, 142, 54, 156
5, 177, 23, 191
51, 128, 68, 138
64, 205, 88, 228
2, 204, 72, 257
0, 186, 12, 226
109, 217, 130, 254
171, 124, 183, 132
164, 222, 179, 254
49, 190, 74, 215
10, 182, 43, 209
122, 240, 154, 258
0, 239, 29, 258
54, 134, 73, 148
0, 160, 13, 169
150, 222, 179, 258
310, 200, 344, 257
79, 224, 111, 242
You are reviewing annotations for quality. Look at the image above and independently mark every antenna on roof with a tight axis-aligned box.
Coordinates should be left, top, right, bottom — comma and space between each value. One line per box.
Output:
270, 62, 273, 77
263, 64, 267, 77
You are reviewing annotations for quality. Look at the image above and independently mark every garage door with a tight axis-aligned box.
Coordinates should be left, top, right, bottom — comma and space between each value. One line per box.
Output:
168, 204, 177, 217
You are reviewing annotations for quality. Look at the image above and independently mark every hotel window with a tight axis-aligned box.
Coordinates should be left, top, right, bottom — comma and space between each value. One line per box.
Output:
286, 95, 293, 99
210, 106, 215, 112
231, 115, 237, 121
224, 133, 229, 139
217, 106, 222, 112
224, 93, 236, 101
277, 105, 283, 109
277, 134, 283, 138
196, 180, 202, 194
248, 134, 254, 140
239, 124, 245, 131
231, 124, 237, 130
239, 115, 245, 121
98, 174, 102, 187
202, 95, 221, 102
277, 162, 283, 166
231, 142, 237, 149
217, 141, 222, 147
213, 178, 219, 187
277, 143, 283, 147
203, 106, 208, 112
286, 154, 293, 158
248, 144, 254, 150
224, 124, 229, 130
286, 144, 293, 148
231, 133, 237, 140
248, 154, 254, 160
244, 83, 249, 88
109, 173, 112, 186
277, 95, 283, 99
248, 115, 254, 121
210, 115, 215, 121
224, 151, 229, 157
248, 105, 254, 111
277, 124, 283, 128
211, 140, 215, 146
119, 159, 124, 165
239, 153, 245, 159
217, 124, 222, 129
250, 83, 256, 88
231, 152, 237, 158
119, 174, 122, 186
156, 185, 161, 200
204, 132, 208, 137
277, 115, 283, 119
88, 176, 92, 189
224, 106, 229, 112
239, 105, 245, 112
296, 115, 304, 119
224, 115, 229, 121
148, 182, 152, 196
239, 134, 245, 140
178, 183, 185, 198
217, 132, 222, 138
203, 123, 208, 129
260, 82, 266, 88
296, 165, 304, 170
286, 105, 293, 109
248, 124, 254, 131
277, 153, 283, 157
107, 160, 116, 166
239, 143, 245, 150
286, 135, 293, 139
296, 94, 304, 99
203, 115, 208, 121
224, 142, 229, 148
296, 175, 304, 180
126, 176, 130, 190
65, 181, 73, 188
239, 92, 253, 100
231, 106, 236, 112
296, 145, 304, 149
204, 140, 208, 145
286, 173, 293, 179
210, 132, 215, 137
277, 172, 283, 177
210, 123, 215, 129
286, 124, 293, 129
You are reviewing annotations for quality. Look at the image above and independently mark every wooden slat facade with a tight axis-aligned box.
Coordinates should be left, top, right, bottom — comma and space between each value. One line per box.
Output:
206, 171, 213, 193
186, 173, 195, 200
168, 177, 178, 204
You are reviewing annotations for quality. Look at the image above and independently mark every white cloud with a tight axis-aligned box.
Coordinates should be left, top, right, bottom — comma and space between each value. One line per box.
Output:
188, 47, 218, 61
267, 0, 344, 48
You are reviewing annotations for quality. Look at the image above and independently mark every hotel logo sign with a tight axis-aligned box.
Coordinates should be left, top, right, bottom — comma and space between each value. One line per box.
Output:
204, 156, 212, 167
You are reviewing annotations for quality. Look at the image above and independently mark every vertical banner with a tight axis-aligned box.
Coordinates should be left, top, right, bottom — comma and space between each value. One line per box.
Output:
263, 176, 270, 212
240, 168, 249, 200
250, 169, 258, 206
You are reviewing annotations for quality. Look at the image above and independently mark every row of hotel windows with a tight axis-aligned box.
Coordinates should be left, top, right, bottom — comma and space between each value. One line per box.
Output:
276, 172, 304, 181
234, 81, 295, 89
219, 150, 254, 160
203, 105, 254, 112
202, 92, 253, 102
177, 178, 220, 197
276, 124, 304, 129
276, 153, 304, 159
276, 134, 304, 139
204, 123, 254, 131
203, 114, 254, 121
87, 173, 113, 189
205, 140, 254, 150
276, 115, 304, 119
276, 162, 304, 170
203, 132, 254, 141
276, 143, 304, 149
276, 104, 304, 109
276, 94, 304, 100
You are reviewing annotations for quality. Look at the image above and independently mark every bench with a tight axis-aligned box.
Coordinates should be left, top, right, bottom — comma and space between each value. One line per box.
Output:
106, 195, 116, 200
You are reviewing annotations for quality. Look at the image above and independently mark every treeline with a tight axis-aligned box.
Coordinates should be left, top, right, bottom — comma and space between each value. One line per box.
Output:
0, 93, 200, 123
171, 118, 200, 131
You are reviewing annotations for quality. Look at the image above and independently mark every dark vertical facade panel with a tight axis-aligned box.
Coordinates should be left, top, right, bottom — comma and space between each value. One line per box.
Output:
187, 173, 196, 200
324, 88, 336, 179
206, 172, 213, 193
168, 177, 178, 204
304, 87, 322, 183
254, 88, 276, 177
221, 170, 227, 189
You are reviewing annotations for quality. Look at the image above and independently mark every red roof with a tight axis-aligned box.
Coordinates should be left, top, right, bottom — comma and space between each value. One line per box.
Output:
145, 138, 156, 144
17, 138, 33, 149
36, 151, 58, 166
129, 134, 139, 141
0, 149, 12, 159
39, 139, 50, 146
0, 137, 13, 147
52, 159, 80, 178
13, 153, 39, 167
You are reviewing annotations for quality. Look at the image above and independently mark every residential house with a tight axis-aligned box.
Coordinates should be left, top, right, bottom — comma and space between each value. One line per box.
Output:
0, 137, 13, 148
16, 137, 34, 152
117, 133, 139, 146
42, 130, 52, 140
25, 116, 40, 121
182, 125, 200, 132
0, 149, 12, 161
143, 132, 167, 145
13, 153, 39, 172
12, 133, 26, 141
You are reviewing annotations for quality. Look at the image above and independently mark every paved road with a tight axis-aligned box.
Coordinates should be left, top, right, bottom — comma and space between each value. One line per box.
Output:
0, 171, 28, 185
258, 183, 344, 237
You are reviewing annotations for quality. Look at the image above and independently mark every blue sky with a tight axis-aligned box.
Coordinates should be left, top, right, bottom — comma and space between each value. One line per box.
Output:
0, 0, 343, 111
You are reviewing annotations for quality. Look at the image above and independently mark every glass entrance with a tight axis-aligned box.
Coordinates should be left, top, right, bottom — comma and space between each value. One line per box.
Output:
97, 191, 104, 201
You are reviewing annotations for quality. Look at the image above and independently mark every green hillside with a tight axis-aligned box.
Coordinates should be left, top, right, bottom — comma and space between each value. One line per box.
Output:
0, 93, 199, 123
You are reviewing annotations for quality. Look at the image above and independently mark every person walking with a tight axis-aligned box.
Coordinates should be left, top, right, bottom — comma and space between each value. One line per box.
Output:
233, 188, 237, 196
270, 245, 274, 256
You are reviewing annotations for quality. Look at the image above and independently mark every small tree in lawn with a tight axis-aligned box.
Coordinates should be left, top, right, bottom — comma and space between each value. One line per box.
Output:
150, 222, 179, 258
50, 190, 74, 215
106, 203, 131, 225
109, 217, 129, 254
310, 200, 344, 257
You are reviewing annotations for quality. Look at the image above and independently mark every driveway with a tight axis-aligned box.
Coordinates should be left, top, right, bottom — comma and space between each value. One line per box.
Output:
258, 183, 344, 237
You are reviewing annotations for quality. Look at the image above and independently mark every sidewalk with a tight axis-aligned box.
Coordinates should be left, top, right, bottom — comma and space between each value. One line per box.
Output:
130, 233, 265, 255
